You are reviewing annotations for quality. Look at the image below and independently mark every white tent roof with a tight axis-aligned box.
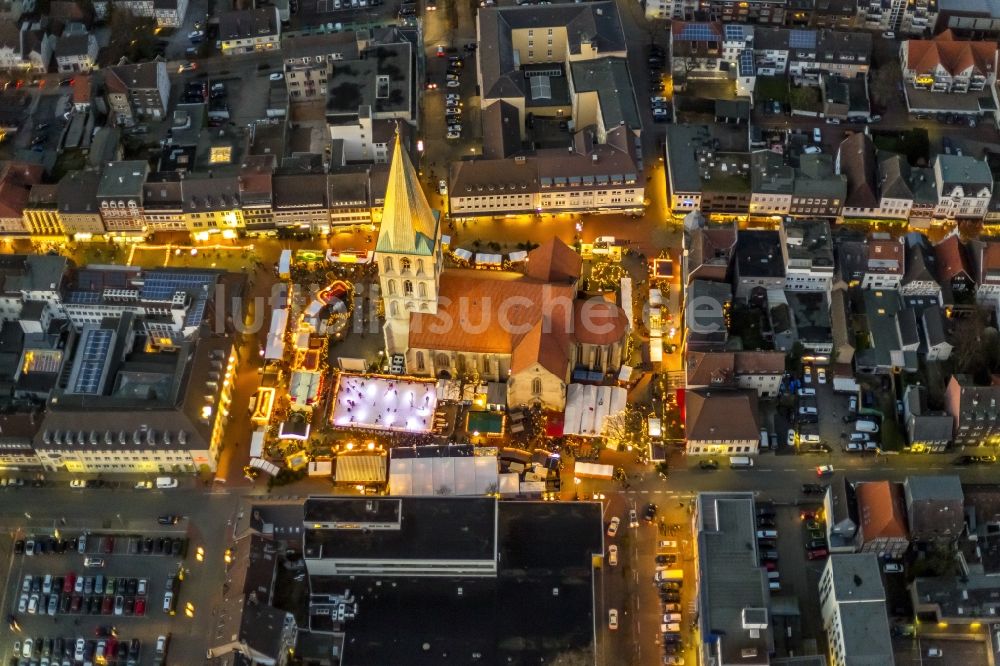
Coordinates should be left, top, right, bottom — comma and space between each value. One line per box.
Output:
508, 250, 528, 262
305, 299, 325, 318
475, 253, 502, 266
264, 308, 288, 360
454, 248, 473, 261
436, 379, 461, 401
563, 384, 627, 437
250, 429, 266, 457
250, 457, 281, 476
650, 338, 663, 363
289, 371, 322, 406
498, 472, 520, 496
621, 277, 634, 327
574, 461, 614, 479
278, 249, 292, 276
389, 455, 498, 496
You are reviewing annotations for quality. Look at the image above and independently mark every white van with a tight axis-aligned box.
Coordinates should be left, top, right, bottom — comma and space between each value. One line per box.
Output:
796, 388, 816, 397
801, 433, 821, 445
855, 420, 879, 433
730, 456, 754, 469
760, 429, 769, 451
661, 623, 681, 633
83, 557, 104, 568
156, 477, 178, 489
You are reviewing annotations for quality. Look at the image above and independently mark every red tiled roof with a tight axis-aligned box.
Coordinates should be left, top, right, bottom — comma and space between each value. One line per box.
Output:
409, 269, 576, 355
857, 481, 909, 541
511, 319, 568, 377
934, 235, 971, 283
686, 351, 734, 386
0, 162, 43, 218
685, 389, 759, 441
573, 299, 629, 346
408, 267, 626, 376
905, 36, 997, 78
524, 237, 582, 284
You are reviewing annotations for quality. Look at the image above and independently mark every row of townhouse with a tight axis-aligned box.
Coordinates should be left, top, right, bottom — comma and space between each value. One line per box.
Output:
666, 123, 994, 222
0, 17, 98, 74
647, 0, 945, 36
669, 22, 872, 87
1, 156, 395, 238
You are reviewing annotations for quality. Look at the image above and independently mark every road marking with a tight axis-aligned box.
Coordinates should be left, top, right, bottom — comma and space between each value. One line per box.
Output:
782, 469, 796, 472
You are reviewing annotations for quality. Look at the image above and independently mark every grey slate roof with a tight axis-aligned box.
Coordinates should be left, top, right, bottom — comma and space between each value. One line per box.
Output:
481, 100, 522, 160
936, 154, 993, 191
877, 152, 913, 200
922, 305, 948, 348
568, 57, 640, 131
478, 2, 626, 101
839, 132, 878, 209
97, 161, 148, 198
903, 233, 939, 287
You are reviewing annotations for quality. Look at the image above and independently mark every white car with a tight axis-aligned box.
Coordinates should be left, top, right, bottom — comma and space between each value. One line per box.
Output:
882, 31, 896, 39
22, 639, 32, 659
816, 465, 835, 476
70, 479, 85, 488
817, 368, 827, 384
17, 593, 27, 613
21, 575, 31, 593
187, 30, 204, 40
446, 80, 461, 88
651, 96, 668, 104
803, 365, 812, 383
884, 562, 903, 573
74, 638, 85, 661
787, 429, 796, 447
608, 545, 618, 566
607, 516, 620, 537
927, 648, 943, 658
825, 117, 841, 125
177, 62, 197, 73
269, 73, 284, 81
438, 179, 447, 196
137, 578, 148, 596
608, 608, 619, 630
27, 594, 38, 614
445, 93, 460, 100
812, 127, 822, 143
447, 124, 462, 132
628, 509, 639, 528
658, 540, 679, 550
445, 99, 460, 107
446, 131, 461, 139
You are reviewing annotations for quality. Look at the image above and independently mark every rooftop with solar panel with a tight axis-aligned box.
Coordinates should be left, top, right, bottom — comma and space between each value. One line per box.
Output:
62, 265, 224, 345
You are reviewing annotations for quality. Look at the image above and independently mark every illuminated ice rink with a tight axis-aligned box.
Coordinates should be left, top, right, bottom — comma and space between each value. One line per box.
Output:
331, 374, 437, 433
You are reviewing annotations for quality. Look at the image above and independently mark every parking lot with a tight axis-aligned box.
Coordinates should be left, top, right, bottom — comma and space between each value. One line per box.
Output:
2, 523, 194, 665
763, 500, 828, 654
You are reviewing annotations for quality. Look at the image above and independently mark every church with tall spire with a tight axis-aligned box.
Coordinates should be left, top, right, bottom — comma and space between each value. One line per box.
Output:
374, 132, 443, 355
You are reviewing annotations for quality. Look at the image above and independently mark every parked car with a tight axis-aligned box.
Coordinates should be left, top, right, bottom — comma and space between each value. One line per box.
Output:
607, 517, 620, 537
884, 562, 903, 573
608, 545, 618, 566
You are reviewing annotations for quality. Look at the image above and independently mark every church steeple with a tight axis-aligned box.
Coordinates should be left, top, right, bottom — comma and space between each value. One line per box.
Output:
376, 131, 439, 256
